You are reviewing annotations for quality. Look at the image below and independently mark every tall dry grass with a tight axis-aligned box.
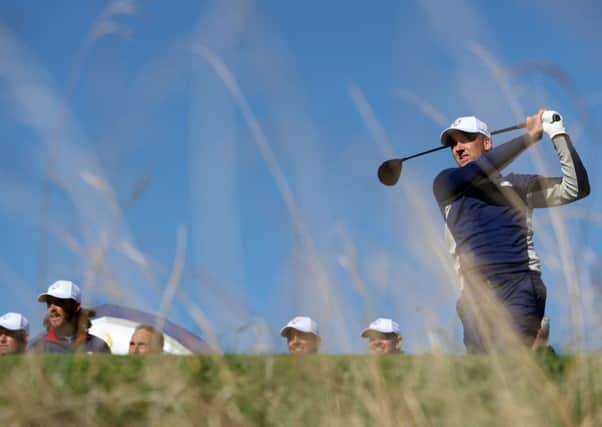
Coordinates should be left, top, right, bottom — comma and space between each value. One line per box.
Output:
1, 353, 601, 426
1, 2, 601, 426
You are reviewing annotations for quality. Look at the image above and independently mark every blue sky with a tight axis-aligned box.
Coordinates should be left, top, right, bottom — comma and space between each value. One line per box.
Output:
1, 0, 601, 353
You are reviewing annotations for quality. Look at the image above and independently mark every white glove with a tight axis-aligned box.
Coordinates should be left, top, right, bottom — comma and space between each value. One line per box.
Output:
542, 110, 566, 139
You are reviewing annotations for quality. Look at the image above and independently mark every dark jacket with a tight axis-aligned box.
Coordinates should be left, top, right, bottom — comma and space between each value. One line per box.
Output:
28, 308, 111, 354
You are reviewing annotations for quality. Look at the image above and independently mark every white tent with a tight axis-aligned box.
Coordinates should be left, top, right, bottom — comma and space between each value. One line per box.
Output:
89, 304, 211, 355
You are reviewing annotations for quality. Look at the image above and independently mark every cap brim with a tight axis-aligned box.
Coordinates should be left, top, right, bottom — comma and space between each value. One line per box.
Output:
280, 326, 320, 338
440, 128, 459, 146
361, 328, 398, 337
280, 326, 297, 337
361, 328, 381, 337
37, 293, 79, 304
440, 128, 490, 146
0, 325, 23, 332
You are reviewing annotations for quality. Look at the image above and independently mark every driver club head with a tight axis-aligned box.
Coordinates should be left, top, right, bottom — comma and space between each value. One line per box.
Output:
377, 159, 403, 186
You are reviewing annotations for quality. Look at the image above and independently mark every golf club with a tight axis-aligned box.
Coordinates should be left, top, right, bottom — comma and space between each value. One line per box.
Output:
377, 114, 560, 186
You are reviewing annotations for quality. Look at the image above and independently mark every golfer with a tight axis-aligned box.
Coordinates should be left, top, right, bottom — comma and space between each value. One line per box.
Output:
433, 109, 589, 352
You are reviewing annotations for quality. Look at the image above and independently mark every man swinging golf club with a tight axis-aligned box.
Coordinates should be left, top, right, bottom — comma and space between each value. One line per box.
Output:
433, 109, 589, 353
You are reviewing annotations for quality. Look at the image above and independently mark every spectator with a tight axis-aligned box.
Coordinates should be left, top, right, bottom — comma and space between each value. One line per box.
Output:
361, 318, 403, 354
280, 316, 320, 354
29, 280, 110, 353
0, 312, 29, 355
128, 324, 164, 354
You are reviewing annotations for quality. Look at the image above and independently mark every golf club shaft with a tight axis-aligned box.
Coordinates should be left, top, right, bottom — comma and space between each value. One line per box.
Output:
378, 114, 561, 186
491, 122, 525, 135
397, 120, 529, 163
401, 145, 447, 161
377, 119, 534, 186
488, 113, 559, 136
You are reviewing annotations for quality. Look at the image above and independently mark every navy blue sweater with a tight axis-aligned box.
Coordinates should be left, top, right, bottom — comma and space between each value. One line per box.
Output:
433, 134, 589, 283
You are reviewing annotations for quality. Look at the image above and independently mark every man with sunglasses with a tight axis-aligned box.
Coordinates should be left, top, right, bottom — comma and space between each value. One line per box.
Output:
433, 109, 589, 353
361, 318, 403, 354
0, 312, 29, 355
29, 280, 110, 353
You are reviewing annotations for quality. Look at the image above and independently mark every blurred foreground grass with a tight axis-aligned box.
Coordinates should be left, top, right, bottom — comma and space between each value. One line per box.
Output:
1, 353, 600, 426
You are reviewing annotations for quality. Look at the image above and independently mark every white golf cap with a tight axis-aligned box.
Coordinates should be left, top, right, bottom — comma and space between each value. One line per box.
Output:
440, 116, 491, 146
0, 312, 30, 334
361, 318, 400, 337
37, 280, 81, 304
280, 316, 320, 337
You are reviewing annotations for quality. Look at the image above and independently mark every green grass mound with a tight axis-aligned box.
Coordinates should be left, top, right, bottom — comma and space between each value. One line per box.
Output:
1, 353, 599, 426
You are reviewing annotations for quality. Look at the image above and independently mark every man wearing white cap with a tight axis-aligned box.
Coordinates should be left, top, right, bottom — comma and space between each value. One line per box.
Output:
433, 109, 589, 353
280, 316, 320, 354
361, 318, 403, 354
29, 280, 110, 353
0, 312, 29, 355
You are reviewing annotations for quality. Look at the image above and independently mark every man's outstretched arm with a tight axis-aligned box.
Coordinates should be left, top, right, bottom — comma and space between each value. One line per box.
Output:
433, 133, 538, 206
526, 131, 590, 208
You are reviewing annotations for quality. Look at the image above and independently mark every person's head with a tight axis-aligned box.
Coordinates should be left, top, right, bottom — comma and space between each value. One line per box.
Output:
361, 318, 403, 354
280, 316, 320, 354
0, 312, 29, 355
37, 280, 81, 331
440, 116, 492, 167
128, 324, 164, 354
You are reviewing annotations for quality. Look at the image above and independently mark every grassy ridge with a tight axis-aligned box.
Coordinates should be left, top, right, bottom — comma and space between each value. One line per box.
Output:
1, 353, 599, 426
